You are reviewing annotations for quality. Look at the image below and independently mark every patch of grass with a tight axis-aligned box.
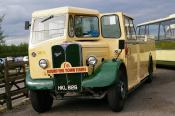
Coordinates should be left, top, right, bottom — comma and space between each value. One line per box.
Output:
156, 41, 175, 49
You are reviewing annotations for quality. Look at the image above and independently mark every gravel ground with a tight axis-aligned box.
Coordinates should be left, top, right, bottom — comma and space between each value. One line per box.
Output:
1, 68, 175, 116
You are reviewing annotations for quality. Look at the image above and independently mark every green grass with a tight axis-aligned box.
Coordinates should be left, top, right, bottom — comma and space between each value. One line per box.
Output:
156, 41, 175, 49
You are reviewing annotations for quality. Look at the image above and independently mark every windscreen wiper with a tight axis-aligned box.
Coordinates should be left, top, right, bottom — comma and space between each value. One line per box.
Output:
41, 15, 54, 23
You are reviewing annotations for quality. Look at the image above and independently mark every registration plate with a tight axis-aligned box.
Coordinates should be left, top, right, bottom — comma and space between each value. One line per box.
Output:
58, 85, 78, 91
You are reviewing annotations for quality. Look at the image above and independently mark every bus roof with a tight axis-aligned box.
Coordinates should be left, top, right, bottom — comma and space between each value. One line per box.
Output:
137, 13, 175, 26
100, 12, 133, 20
32, 6, 99, 18
124, 14, 134, 20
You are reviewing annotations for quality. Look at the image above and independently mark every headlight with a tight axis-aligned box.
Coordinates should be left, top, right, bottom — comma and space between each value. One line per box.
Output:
39, 59, 48, 69
87, 56, 97, 66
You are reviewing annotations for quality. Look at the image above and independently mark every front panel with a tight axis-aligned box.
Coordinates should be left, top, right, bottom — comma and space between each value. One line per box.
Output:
66, 44, 82, 92
52, 44, 82, 93
52, 45, 67, 93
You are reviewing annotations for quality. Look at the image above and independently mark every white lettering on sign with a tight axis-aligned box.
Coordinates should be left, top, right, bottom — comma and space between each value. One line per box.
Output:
57, 85, 78, 91
47, 62, 88, 74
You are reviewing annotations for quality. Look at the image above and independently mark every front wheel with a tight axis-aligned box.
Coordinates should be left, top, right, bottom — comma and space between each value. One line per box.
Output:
29, 90, 53, 113
107, 69, 127, 112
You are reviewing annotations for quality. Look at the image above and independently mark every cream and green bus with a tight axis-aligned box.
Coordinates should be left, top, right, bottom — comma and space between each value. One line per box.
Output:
25, 7, 156, 113
137, 14, 175, 66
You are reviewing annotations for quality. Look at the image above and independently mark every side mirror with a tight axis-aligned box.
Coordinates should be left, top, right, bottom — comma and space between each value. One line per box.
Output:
119, 40, 125, 49
25, 21, 31, 30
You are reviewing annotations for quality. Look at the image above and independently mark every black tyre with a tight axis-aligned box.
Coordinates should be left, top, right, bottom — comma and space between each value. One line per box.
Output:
146, 56, 153, 83
29, 90, 53, 113
107, 69, 127, 112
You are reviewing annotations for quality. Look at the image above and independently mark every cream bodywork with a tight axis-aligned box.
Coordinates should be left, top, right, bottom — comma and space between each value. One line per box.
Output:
156, 50, 175, 61
126, 39, 156, 89
28, 7, 156, 91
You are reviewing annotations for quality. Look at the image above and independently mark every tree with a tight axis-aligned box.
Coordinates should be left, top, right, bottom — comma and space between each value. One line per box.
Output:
0, 43, 28, 57
0, 15, 5, 44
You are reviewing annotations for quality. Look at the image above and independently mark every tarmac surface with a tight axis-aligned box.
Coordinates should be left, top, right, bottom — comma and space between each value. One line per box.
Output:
1, 68, 175, 116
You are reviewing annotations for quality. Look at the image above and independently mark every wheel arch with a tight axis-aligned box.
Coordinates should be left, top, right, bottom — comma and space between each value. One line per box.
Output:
118, 62, 128, 90
82, 60, 128, 88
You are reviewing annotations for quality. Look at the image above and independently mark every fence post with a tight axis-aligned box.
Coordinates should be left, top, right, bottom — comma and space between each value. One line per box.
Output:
4, 59, 12, 110
23, 63, 28, 97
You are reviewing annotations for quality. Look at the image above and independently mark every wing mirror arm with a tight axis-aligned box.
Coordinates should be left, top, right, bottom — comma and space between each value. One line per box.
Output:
114, 40, 125, 60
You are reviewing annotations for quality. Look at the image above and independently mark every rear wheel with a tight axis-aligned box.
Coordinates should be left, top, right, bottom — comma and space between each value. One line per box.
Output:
29, 90, 53, 113
107, 69, 127, 112
146, 56, 153, 83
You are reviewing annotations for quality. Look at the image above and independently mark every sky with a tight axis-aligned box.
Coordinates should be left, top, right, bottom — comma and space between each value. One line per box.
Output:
0, 0, 175, 44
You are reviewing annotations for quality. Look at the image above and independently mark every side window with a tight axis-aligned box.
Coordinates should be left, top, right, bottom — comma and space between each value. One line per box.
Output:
145, 25, 149, 35
68, 15, 74, 37
148, 23, 159, 40
158, 19, 175, 40
159, 24, 166, 40
125, 17, 136, 40
139, 26, 146, 35
101, 15, 121, 38
129, 20, 136, 39
165, 24, 172, 39
125, 18, 130, 37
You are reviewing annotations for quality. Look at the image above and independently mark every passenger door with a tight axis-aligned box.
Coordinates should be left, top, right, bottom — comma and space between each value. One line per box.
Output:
101, 14, 123, 58
125, 17, 139, 89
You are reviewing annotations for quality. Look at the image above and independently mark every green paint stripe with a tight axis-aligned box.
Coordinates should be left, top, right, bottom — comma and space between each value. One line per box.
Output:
26, 71, 54, 90
82, 60, 122, 88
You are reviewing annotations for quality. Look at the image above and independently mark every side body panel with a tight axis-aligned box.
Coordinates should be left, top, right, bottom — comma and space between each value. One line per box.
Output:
155, 40, 175, 65
138, 41, 149, 80
126, 42, 139, 89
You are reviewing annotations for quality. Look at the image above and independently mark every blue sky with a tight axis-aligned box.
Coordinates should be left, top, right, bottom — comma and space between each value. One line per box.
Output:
0, 0, 175, 38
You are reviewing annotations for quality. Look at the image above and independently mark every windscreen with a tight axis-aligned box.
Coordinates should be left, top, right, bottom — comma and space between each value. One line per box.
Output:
74, 16, 99, 37
31, 14, 66, 44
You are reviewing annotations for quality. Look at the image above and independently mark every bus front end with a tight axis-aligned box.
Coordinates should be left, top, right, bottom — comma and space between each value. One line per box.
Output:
25, 7, 117, 113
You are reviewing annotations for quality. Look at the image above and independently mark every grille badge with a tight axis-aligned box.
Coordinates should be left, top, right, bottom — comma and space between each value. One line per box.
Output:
54, 52, 62, 57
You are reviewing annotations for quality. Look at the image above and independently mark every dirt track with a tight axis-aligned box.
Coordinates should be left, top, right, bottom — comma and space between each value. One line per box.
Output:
1, 68, 175, 116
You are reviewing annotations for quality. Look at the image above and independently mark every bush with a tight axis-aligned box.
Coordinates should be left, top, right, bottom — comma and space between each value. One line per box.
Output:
0, 43, 28, 57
